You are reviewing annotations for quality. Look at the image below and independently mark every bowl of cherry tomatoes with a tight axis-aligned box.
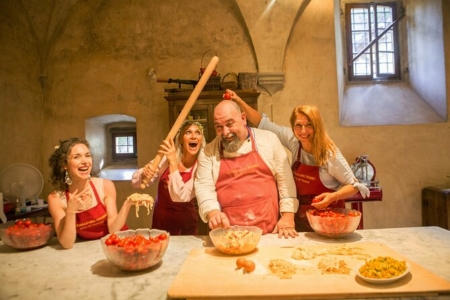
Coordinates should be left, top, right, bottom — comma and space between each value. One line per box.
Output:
209, 225, 262, 255
0, 217, 55, 250
101, 228, 170, 271
306, 208, 361, 238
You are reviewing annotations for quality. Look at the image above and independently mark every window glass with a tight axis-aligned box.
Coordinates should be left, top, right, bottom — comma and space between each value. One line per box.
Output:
345, 2, 401, 81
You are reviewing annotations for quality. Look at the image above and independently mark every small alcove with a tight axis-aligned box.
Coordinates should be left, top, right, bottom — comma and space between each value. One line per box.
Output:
85, 114, 138, 181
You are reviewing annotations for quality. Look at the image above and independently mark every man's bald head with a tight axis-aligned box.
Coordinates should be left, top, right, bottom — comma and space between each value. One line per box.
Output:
213, 100, 248, 151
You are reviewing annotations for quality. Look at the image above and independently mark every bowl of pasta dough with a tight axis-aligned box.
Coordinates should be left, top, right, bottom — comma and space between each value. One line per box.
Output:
209, 225, 262, 255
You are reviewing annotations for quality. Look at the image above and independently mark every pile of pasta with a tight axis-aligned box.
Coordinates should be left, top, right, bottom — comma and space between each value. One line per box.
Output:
127, 193, 154, 218
359, 256, 407, 279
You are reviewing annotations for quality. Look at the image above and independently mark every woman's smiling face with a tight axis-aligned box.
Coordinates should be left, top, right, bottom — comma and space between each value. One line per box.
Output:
181, 124, 203, 156
293, 114, 314, 145
66, 143, 92, 180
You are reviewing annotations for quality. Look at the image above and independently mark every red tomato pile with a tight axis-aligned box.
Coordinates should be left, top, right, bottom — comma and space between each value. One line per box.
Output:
307, 208, 361, 238
103, 233, 168, 271
1, 219, 54, 250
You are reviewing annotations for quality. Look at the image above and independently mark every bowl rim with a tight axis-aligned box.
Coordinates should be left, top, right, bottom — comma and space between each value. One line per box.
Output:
209, 225, 263, 236
306, 207, 362, 216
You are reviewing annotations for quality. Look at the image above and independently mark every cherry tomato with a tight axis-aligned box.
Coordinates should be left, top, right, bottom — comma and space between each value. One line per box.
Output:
223, 92, 231, 100
243, 260, 256, 273
312, 197, 320, 203
24, 219, 32, 227
157, 233, 168, 241
236, 257, 247, 269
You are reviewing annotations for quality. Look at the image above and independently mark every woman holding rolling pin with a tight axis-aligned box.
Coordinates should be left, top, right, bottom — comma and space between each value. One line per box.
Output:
225, 90, 369, 232
131, 121, 206, 235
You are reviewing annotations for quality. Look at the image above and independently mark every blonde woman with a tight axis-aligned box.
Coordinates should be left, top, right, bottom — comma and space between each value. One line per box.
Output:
132, 121, 205, 235
228, 90, 369, 232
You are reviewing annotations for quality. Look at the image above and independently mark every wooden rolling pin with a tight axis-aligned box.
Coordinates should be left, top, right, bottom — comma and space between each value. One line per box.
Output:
140, 55, 219, 189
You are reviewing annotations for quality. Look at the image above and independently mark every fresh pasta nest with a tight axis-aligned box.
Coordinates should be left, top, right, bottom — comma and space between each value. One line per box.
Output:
127, 193, 154, 218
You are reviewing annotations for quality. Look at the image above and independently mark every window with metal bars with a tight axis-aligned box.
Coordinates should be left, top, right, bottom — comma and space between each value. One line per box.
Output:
345, 2, 403, 81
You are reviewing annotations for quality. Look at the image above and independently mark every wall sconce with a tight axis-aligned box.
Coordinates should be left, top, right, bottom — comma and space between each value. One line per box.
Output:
147, 68, 157, 80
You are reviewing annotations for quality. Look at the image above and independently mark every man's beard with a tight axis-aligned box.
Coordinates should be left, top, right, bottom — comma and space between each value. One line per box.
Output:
221, 133, 243, 152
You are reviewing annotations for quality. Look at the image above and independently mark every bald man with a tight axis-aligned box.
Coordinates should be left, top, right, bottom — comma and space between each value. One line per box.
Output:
194, 100, 299, 238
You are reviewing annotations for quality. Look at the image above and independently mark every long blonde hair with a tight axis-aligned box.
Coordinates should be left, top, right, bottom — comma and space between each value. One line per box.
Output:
289, 105, 336, 166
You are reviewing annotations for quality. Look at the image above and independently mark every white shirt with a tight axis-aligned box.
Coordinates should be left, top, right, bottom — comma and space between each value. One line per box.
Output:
259, 114, 370, 196
194, 127, 299, 222
131, 156, 196, 202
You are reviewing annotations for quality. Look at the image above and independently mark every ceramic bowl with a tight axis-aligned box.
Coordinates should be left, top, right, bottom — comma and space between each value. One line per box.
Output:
355, 257, 410, 284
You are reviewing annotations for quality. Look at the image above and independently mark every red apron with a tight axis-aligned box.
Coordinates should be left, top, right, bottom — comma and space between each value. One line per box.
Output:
292, 142, 344, 232
215, 128, 279, 234
152, 165, 198, 235
66, 181, 128, 240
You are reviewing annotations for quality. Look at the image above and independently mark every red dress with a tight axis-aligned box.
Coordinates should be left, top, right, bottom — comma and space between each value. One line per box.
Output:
215, 128, 279, 234
66, 180, 128, 240
152, 165, 198, 235
292, 143, 344, 232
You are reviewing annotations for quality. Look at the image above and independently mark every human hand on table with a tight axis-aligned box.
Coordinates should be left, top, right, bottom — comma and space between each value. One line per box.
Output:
207, 210, 231, 230
273, 212, 298, 238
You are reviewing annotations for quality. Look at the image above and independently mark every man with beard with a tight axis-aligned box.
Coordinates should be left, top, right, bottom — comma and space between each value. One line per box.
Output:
194, 100, 299, 238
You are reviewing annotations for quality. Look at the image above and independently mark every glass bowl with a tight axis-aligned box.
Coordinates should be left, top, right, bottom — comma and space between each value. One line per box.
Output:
100, 228, 170, 271
209, 225, 262, 255
0, 217, 55, 250
306, 208, 361, 238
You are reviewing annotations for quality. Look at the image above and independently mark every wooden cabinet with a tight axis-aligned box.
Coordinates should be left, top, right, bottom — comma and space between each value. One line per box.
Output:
165, 90, 260, 143
422, 185, 450, 230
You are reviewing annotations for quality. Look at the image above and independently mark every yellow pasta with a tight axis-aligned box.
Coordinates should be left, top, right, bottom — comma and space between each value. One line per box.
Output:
359, 256, 407, 279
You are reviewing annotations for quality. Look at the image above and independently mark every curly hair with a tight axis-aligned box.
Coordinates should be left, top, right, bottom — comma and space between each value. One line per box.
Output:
48, 137, 90, 190
289, 105, 336, 166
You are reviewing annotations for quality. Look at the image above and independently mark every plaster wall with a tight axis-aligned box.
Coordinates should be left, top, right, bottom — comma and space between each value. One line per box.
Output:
407, 0, 447, 119
0, 0, 449, 230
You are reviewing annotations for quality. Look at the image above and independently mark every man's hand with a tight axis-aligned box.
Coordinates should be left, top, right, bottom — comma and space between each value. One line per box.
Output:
273, 212, 299, 238
207, 210, 231, 230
